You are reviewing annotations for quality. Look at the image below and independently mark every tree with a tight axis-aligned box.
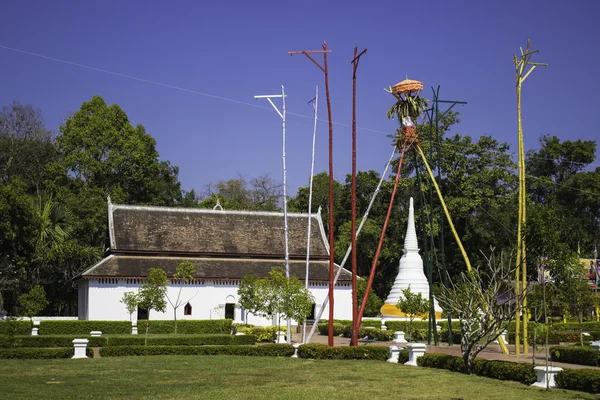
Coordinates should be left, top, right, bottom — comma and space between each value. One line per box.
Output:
120, 291, 140, 323
57, 95, 183, 206
357, 278, 383, 318
396, 285, 429, 341
138, 268, 168, 344
436, 250, 522, 373
243, 268, 314, 337
200, 173, 282, 211
18, 285, 48, 328
237, 275, 261, 325
165, 261, 197, 334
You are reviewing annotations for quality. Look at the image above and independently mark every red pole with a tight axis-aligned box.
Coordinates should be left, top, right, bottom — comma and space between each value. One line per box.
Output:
355, 143, 408, 330
350, 47, 367, 347
322, 41, 335, 348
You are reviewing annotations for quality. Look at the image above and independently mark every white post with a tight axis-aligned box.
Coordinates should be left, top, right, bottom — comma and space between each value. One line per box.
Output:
591, 340, 600, 351
275, 331, 286, 344
405, 343, 427, 366
132, 322, 138, 335
72, 338, 89, 359
31, 327, 38, 336
531, 366, 562, 389
255, 89, 291, 344
387, 345, 401, 363
394, 331, 407, 344
291, 343, 300, 358
90, 331, 102, 337
303, 86, 319, 344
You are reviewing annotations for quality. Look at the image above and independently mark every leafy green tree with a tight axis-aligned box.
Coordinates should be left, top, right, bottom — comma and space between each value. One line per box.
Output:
18, 285, 49, 328
200, 174, 282, 211
165, 261, 196, 334
120, 291, 140, 323
138, 268, 168, 344
356, 277, 383, 318
237, 275, 261, 325
57, 95, 183, 205
396, 285, 429, 341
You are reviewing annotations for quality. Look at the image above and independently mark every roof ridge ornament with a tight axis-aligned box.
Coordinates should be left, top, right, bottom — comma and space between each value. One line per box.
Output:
213, 199, 224, 211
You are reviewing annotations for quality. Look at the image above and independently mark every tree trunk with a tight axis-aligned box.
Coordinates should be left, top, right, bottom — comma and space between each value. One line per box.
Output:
174, 308, 178, 335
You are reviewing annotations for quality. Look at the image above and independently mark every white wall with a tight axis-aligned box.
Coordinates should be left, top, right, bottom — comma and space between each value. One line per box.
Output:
83, 278, 352, 326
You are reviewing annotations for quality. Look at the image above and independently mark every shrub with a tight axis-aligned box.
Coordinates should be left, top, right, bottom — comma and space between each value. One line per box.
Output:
139, 319, 233, 334
0, 335, 106, 348
0, 319, 30, 336
471, 359, 536, 385
398, 348, 409, 363
297, 343, 388, 361
0, 347, 73, 359
235, 326, 279, 342
317, 323, 346, 336
439, 330, 462, 343
417, 353, 536, 384
39, 321, 131, 335
361, 320, 381, 329
105, 334, 255, 346
342, 326, 394, 342
555, 368, 600, 394
100, 344, 294, 357
385, 320, 460, 332
549, 346, 600, 366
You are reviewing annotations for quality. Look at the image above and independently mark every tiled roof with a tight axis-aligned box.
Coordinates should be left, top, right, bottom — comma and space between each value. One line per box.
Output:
80, 254, 351, 282
109, 204, 329, 258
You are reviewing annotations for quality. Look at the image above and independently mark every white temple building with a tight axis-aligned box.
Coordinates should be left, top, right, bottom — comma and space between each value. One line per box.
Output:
380, 197, 442, 320
76, 201, 353, 325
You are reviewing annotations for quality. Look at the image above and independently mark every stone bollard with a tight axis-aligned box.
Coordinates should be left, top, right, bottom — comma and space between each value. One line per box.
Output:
531, 366, 562, 389
291, 343, 300, 358
381, 324, 387, 331
393, 331, 407, 344
275, 331, 286, 344
31, 327, 39, 336
494, 330, 507, 344
33, 320, 40, 326
72, 338, 89, 359
131, 323, 138, 335
387, 345, 401, 363
591, 340, 600, 351
235, 332, 245, 336
404, 343, 427, 366
435, 325, 441, 333
90, 331, 102, 337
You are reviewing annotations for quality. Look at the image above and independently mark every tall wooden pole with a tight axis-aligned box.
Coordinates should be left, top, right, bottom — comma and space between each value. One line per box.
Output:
350, 47, 367, 347
289, 42, 335, 346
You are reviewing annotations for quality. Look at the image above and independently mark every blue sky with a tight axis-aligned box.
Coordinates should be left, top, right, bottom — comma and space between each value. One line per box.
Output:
1, 1, 599, 195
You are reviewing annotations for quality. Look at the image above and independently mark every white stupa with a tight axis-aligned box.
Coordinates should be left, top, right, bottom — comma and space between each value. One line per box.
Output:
380, 197, 442, 320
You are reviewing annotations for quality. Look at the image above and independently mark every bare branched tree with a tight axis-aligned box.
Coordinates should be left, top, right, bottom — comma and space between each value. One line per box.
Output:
437, 249, 525, 372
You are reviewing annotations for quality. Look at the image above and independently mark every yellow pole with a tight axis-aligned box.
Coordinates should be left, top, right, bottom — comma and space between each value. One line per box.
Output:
417, 145, 509, 354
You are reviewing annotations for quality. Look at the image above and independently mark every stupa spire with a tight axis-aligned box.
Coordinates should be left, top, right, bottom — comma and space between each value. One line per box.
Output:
404, 197, 419, 252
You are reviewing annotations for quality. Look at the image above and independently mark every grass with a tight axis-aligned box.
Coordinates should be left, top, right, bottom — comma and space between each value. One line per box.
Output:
0, 355, 594, 399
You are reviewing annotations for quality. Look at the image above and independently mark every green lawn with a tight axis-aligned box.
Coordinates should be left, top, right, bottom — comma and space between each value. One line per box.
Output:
0, 355, 594, 399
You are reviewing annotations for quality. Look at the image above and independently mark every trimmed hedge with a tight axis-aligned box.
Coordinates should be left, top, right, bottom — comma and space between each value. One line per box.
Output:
297, 343, 389, 361
385, 320, 460, 332
550, 346, 600, 366
555, 368, 600, 394
508, 330, 600, 345
0, 319, 30, 335
317, 323, 346, 337
343, 326, 395, 342
0, 335, 107, 348
439, 330, 462, 344
398, 348, 409, 364
39, 321, 131, 335
234, 326, 279, 342
100, 344, 294, 357
0, 347, 74, 359
417, 353, 536, 385
105, 334, 255, 346
137, 319, 233, 334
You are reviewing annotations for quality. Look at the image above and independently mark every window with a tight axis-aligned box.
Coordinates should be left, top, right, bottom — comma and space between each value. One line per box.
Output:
184, 302, 192, 316
137, 307, 148, 321
225, 303, 235, 320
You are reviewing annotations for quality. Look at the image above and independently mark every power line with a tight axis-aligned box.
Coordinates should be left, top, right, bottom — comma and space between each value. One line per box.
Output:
0, 44, 387, 136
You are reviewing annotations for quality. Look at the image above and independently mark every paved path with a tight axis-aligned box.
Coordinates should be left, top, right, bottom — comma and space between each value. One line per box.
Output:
291, 332, 600, 370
